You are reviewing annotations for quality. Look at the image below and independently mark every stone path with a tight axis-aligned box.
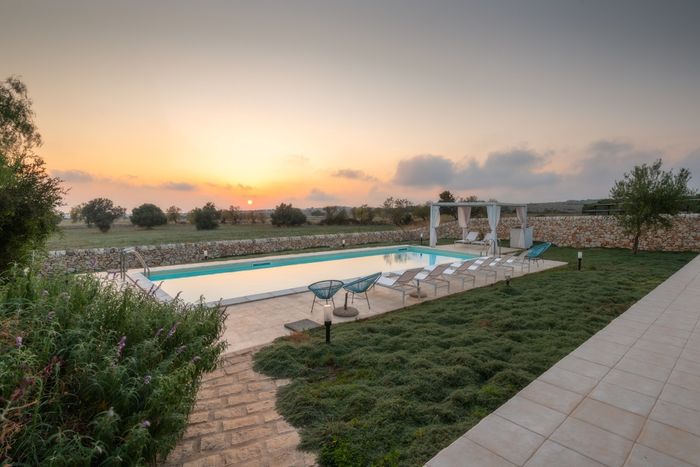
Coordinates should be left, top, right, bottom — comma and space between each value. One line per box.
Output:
164, 350, 316, 467
427, 253, 700, 467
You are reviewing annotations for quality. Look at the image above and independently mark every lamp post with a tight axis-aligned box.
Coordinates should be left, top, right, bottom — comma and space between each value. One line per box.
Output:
342, 239, 346, 249
420, 232, 423, 245
577, 251, 583, 271
323, 304, 332, 344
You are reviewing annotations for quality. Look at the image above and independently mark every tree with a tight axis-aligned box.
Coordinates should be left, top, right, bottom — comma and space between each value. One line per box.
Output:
438, 190, 457, 219
0, 76, 64, 270
220, 205, 242, 224
321, 206, 349, 225
270, 203, 307, 226
382, 197, 414, 226
130, 203, 167, 229
191, 202, 220, 230
70, 203, 85, 223
166, 205, 181, 223
413, 202, 431, 222
82, 198, 126, 232
459, 195, 486, 217
351, 204, 376, 224
611, 159, 694, 254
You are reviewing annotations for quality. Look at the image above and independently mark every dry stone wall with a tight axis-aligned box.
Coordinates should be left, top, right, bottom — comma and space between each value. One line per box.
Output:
43, 215, 699, 273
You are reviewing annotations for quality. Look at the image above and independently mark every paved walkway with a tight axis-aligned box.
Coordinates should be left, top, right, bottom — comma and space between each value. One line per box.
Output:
163, 350, 316, 467
427, 253, 700, 467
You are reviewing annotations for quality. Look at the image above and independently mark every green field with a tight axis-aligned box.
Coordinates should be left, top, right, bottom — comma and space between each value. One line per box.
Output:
254, 247, 696, 466
47, 221, 398, 250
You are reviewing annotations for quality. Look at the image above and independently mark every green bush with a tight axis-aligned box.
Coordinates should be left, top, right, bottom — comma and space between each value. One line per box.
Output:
270, 203, 307, 226
0, 269, 227, 465
130, 203, 167, 229
82, 198, 126, 232
190, 202, 220, 230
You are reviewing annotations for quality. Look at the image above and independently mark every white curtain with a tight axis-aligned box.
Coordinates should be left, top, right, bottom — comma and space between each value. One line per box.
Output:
457, 206, 471, 240
516, 206, 528, 229
486, 204, 501, 254
432, 206, 441, 228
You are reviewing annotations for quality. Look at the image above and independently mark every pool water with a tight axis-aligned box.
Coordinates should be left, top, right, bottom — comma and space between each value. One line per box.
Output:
146, 246, 476, 304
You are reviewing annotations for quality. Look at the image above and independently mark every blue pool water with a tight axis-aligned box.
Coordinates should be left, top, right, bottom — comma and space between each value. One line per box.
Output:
146, 246, 475, 304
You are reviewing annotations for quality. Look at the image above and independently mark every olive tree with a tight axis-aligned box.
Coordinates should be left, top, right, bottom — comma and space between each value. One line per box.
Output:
130, 203, 167, 229
0, 76, 64, 271
191, 202, 220, 230
82, 198, 126, 233
611, 159, 694, 253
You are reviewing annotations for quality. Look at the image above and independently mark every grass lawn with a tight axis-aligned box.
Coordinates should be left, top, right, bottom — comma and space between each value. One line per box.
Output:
47, 221, 398, 250
253, 247, 696, 466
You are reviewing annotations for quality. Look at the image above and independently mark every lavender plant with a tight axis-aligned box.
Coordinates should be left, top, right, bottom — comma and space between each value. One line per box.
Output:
0, 269, 227, 465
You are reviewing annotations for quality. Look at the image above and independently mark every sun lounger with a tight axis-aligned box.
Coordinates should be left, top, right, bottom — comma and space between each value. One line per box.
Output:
376, 267, 424, 304
455, 231, 479, 245
413, 263, 451, 296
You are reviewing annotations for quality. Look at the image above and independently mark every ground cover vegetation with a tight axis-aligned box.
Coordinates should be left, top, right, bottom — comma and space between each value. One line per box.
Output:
254, 247, 695, 466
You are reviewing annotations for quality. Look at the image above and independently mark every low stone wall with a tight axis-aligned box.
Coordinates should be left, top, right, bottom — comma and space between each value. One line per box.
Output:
436, 214, 700, 252
42, 215, 699, 274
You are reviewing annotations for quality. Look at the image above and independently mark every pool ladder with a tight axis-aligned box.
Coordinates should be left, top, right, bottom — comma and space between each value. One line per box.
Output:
119, 248, 150, 279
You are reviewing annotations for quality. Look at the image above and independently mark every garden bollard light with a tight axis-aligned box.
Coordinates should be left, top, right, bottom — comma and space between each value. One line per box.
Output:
203, 249, 209, 260
577, 251, 582, 270
324, 304, 332, 343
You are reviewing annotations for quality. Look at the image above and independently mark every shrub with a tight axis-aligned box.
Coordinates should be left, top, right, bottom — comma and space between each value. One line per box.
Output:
0, 268, 226, 465
82, 198, 126, 232
130, 203, 167, 229
165, 206, 181, 223
131, 203, 168, 229
320, 206, 349, 225
382, 197, 414, 226
350, 205, 376, 224
270, 203, 307, 226
0, 77, 64, 272
190, 202, 220, 230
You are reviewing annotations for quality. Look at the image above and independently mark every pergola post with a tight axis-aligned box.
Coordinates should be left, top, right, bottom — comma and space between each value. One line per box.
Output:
429, 205, 440, 247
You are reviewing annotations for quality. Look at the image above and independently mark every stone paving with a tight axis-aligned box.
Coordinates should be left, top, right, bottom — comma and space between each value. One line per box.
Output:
163, 350, 316, 467
427, 253, 700, 467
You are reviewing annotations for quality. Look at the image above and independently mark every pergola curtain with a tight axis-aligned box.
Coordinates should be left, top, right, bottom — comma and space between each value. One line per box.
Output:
432, 206, 441, 228
486, 205, 501, 241
516, 206, 528, 229
457, 206, 471, 240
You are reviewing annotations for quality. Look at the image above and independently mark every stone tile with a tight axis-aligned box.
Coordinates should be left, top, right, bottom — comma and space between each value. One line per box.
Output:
555, 355, 610, 380
465, 415, 544, 466
615, 355, 673, 382
668, 369, 700, 393
495, 396, 567, 437
624, 443, 694, 467
518, 380, 584, 415
426, 437, 516, 467
624, 347, 679, 369
649, 400, 700, 438
524, 440, 605, 467
182, 454, 223, 467
571, 398, 645, 441
595, 330, 639, 347
550, 418, 634, 467
637, 420, 700, 466
589, 382, 656, 417
675, 358, 700, 377
658, 383, 700, 411
538, 366, 599, 395
640, 332, 687, 349
631, 339, 683, 359
601, 368, 664, 398
571, 344, 625, 368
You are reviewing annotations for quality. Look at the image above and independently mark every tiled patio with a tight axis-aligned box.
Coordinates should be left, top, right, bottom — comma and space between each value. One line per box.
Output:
427, 253, 700, 467
220, 245, 563, 352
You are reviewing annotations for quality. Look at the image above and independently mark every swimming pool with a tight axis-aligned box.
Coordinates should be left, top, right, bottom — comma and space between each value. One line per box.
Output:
133, 245, 476, 306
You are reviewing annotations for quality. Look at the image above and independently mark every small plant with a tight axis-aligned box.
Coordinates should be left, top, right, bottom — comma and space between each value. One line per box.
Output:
130, 203, 167, 229
0, 268, 227, 465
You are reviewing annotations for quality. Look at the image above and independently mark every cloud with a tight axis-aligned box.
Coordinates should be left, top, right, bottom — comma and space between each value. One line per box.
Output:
53, 169, 94, 182
332, 169, 378, 182
307, 188, 337, 202
160, 181, 197, 191
393, 150, 560, 190
393, 154, 455, 186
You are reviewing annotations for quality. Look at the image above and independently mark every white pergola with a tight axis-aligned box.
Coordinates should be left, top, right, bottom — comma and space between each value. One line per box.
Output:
429, 201, 531, 254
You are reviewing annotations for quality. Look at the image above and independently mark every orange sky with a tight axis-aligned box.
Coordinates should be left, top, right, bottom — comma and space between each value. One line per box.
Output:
2, 1, 699, 210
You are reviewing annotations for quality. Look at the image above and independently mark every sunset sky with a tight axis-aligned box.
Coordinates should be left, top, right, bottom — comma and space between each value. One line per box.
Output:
2, 0, 699, 210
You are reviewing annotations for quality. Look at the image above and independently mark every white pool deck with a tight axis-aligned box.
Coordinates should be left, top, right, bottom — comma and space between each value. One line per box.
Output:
217, 244, 563, 352
426, 253, 700, 467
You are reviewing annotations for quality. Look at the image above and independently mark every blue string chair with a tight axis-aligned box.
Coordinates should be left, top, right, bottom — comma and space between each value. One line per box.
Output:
308, 279, 344, 313
342, 272, 382, 309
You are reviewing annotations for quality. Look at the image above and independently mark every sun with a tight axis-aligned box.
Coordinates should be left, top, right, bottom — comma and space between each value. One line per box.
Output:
247, 199, 253, 205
